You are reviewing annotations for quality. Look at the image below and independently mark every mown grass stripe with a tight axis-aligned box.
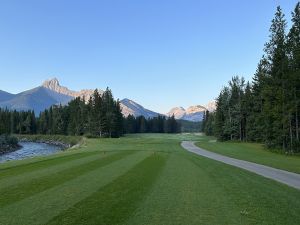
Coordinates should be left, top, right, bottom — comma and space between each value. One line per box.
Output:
0, 150, 103, 179
0, 151, 150, 225
0, 151, 135, 208
185, 152, 300, 225
0, 151, 120, 189
46, 152, 168, 225
123, 153, 245, 225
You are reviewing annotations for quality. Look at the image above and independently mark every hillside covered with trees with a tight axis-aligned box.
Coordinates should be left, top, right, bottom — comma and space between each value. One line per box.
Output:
203, 3, 300, 153
0, 88, 180, 138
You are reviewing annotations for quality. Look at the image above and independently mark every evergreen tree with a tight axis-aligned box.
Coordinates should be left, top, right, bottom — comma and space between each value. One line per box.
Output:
203, 2, 300, 153
263, 6, 289, 149
287, 2, 300, 151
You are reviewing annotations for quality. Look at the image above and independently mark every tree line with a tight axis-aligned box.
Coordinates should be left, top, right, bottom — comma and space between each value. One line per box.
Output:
38, 88, 124, 137
0, 88, 123, 137
0, 88, 181, 137
203, 3, 300, 153
124, 114, 180, 134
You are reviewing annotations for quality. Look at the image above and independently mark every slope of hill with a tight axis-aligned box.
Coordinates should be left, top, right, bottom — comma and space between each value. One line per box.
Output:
120, 99, 160, 118
0, 90, 15, 102
0, 87, 73, 114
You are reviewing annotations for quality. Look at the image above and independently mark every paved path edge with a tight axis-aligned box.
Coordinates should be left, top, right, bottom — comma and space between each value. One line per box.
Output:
181, 141, 300, 190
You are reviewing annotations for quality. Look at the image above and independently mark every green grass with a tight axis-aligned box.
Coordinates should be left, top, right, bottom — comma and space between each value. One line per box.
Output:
196, 136, 300, 174
0, 133, 300, 225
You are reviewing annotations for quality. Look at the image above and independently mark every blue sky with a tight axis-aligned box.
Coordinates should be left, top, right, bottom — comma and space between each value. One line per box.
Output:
0, 0, 298, 113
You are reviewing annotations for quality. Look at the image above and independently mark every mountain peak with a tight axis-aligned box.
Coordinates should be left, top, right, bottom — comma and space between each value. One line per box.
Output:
167, 105, 207, 122
204, 101, 216, 112
186, 105, 206, 114
166, 107, 186, 119
175, 106, 185, 111
42, 77, 103, 101
42, 77, 72, 96
42, 78, 60, 89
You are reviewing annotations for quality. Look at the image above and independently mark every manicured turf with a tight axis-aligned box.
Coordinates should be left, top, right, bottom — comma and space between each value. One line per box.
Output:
196, 137, 300, 174
1, 133, 300, 225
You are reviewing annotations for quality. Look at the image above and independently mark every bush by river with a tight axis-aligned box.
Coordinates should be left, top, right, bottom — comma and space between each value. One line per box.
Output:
0, 134, 20, 154
16, 135, 84, 149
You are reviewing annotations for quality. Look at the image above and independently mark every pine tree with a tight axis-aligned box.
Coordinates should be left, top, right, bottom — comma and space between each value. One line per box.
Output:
247, 59, 269, 141
112, 100, 124, 137
214, 86, 230, 140
287, 2, 300, 151
263, 6, 289, 149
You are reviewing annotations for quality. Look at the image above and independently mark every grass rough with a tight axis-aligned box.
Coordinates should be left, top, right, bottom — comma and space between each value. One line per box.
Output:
196, 136, 300, 174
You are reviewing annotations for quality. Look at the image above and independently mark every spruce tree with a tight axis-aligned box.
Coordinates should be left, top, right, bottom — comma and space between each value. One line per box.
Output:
287, 2, 300, 151
264, 6, 288, 149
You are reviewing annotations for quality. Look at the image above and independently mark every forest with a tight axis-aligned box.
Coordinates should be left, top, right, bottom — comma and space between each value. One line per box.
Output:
123, 114, 180, 134
203, 4, 300, 153
0, 88, 180, 138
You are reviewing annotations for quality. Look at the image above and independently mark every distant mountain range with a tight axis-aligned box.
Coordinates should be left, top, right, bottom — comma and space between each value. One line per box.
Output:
0, 78, 215, 121
0, 86, 72, 114
166, 105, 209, 122
0, 90, 14, 102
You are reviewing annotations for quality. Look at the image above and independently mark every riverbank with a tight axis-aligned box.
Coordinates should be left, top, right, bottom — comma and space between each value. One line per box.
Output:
15, 135, 85, 150
0, 142, 64, 163
0, 135, 21, 154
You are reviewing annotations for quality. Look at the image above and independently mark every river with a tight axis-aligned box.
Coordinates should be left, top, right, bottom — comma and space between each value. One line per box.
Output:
0, 142, 63, 163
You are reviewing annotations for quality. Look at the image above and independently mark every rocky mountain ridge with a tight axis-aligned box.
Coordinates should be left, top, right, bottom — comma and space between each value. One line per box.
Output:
0, 78, 215, 121
120, 98, 160, 118
167, 105, 207, 122
42, 78, 103, 101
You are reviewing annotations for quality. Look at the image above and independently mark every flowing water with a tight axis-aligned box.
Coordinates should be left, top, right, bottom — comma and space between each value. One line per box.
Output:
0, 142, 63, 163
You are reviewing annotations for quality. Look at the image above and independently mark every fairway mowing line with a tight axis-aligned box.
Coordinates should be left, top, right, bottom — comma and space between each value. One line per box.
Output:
46, 153, 168, 225
0, 151, 151, 225
0, 151, 135, 207
184, 151, 300, 225
0, 151, 121, 189
0, 149, 102, 179
123, 154, 240, 225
